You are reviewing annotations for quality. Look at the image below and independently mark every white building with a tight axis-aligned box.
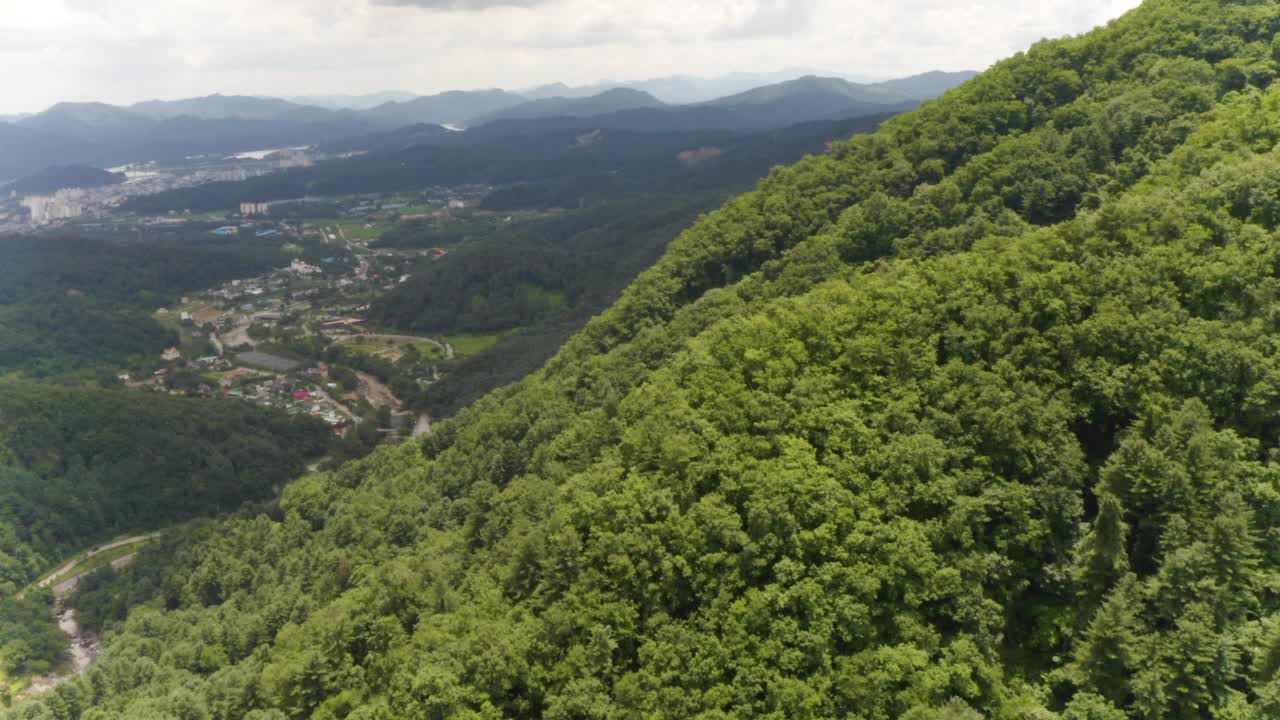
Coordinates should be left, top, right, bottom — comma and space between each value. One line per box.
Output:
290, 258, 322, 275
21, 191, 85, 225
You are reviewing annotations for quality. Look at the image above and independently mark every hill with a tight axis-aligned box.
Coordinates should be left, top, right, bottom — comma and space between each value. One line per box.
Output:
0, 123, 95, 181
12, 165, 124, 195
18, 102, 146, 141
477, 88, 668, 123
0, 71, 971, 179
318, 122, 459, 154
703, 74, 904, 106
362, 89, 526, 127
870, 69, 980, 98
18, 3, 1280, 716
129, 94, 311, 120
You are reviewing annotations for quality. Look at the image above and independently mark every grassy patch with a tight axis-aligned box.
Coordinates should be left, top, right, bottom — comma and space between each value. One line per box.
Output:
443, 333, 506, 357
338, 222, 387, 241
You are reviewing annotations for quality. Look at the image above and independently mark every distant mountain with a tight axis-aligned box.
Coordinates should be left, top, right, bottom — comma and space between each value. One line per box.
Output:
0, 70, 975, 181
281, 91, 420, 111
13, 165, 125, 195
9, 100, 388, 174
704, 76, 901, 106
520, 69, 851, 105
0, 122, 97, 180
463, 74, 962, 137
123, 112, 902, 216
363, 90, 526, 128
869, 70, 979, 99
477, 88, 667, 124
20, 102, 150, 142
319, 123, 459, 155
129, 94, 311, 120
519, 82, 598, 101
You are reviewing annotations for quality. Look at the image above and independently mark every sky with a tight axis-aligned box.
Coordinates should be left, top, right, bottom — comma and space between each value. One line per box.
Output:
0, 0, 1143, 114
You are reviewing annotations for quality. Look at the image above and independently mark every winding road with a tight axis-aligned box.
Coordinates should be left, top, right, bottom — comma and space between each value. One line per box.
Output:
19, 534, 159, 700
34, 534, 160, 592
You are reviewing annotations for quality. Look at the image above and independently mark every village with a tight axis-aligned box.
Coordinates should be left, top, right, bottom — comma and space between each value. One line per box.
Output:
112, 187, 494, 448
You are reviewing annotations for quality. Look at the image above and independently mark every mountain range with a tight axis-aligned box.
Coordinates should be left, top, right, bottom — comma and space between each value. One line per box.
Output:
0, 71, 975, 183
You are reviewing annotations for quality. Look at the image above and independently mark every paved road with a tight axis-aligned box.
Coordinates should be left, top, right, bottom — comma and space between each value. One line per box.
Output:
20, 538, 157, 700
35, 533, 161, 592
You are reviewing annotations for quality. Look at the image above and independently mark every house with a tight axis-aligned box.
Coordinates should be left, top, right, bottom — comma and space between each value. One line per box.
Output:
290, 258, 321, 275
161, 347, 182, 362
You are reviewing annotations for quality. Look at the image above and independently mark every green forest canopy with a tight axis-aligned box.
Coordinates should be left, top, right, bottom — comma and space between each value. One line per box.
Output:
0, 385, 331, 600
0, 236, 286, 375
14, 1, 1280, 718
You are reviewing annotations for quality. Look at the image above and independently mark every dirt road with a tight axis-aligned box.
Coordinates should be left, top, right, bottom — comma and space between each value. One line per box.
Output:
356, 371, 401, 410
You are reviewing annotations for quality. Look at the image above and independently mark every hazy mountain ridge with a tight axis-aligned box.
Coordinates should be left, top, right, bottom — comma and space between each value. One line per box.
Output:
11, 165, 125, 195
0, 70, 971, 182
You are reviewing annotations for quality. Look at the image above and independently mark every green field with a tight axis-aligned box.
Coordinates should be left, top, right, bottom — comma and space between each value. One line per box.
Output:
443, 333, 506, 356
337, 222, 388, 242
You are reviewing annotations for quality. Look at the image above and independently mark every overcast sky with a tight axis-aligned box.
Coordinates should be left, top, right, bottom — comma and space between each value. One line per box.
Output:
0, 0, 1142, 113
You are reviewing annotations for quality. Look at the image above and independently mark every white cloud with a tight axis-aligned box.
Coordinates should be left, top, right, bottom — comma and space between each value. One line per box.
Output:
0, 0, 1142, 113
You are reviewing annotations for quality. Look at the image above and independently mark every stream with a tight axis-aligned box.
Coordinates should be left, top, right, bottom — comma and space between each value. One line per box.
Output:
18, 539, 154, 700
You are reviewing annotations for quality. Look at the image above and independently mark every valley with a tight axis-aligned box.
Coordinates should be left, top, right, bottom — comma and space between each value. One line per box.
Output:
11, 1, 1277, 715
0, 91, 925, 703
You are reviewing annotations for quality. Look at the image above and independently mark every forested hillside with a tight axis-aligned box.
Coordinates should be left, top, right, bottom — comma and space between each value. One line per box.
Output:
0, 385, 331, 598
0, 385, 331, 680
14, 1, 1280, 718
0, 236, 284, 375
371, 114, 893, 418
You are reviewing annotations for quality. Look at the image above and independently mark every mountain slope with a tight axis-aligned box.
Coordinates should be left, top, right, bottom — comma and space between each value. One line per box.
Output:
870, 69, 980, 98
14, 1, 1280, 718
129, 94, 311, 120
702, 74, 904, 105
363, 89, 526, 127
12, 165, 124, 195
477, 88, 668, 123
0, 123, 95, 180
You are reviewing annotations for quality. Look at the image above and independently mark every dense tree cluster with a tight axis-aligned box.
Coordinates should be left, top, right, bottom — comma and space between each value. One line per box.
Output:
0, 385, 331, 599
0, 236, 285, 374
0, 592, 65, 677
13, 1, 1280, 718
370, 197, 714, 336
371, 117, 892, 416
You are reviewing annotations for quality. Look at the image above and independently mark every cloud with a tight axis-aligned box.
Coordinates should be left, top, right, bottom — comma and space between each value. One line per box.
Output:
374, 0, 554, 9
715, 0, 818, 39
0, 0, 1145, 113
